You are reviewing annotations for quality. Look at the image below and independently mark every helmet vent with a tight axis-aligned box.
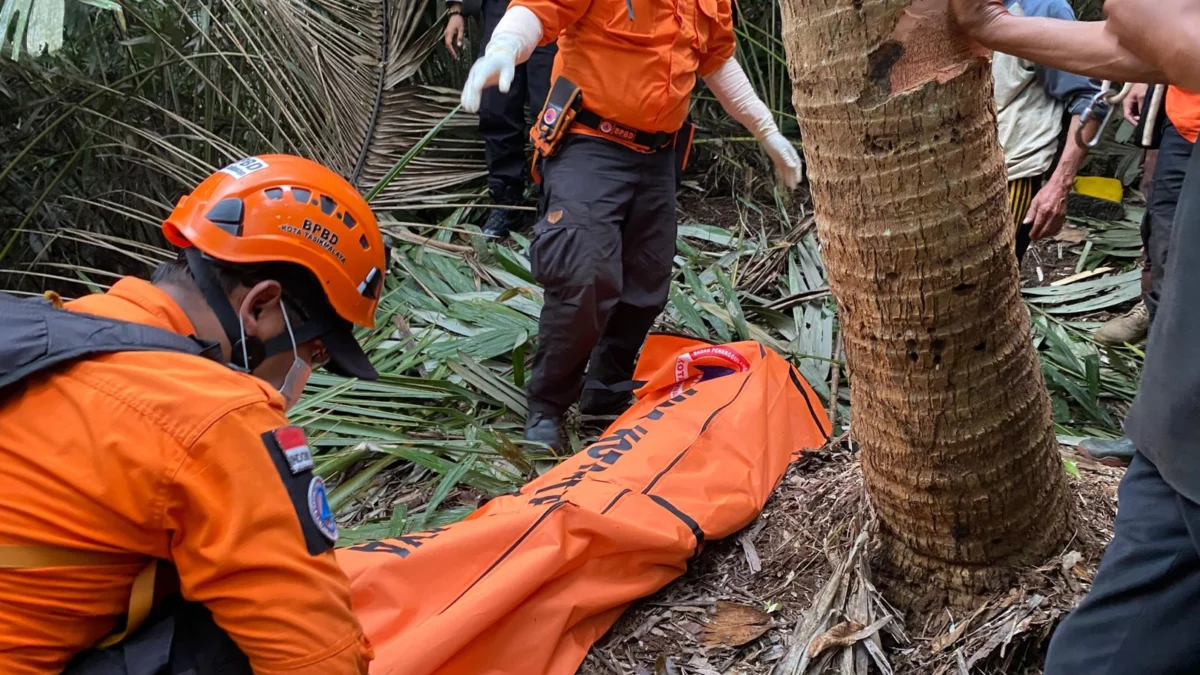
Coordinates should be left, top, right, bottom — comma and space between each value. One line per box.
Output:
264, 188, 284, 200
292, 188, 312, 203
359, 234, 369, 250
320, 195, 337, 216
205, 198, 244, 237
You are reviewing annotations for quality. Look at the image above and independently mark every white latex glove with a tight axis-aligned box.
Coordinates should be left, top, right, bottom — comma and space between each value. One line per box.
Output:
461, 42, 518, 113
460, 6, 543, 113
703, 57, 803, 189
761, 131, 803, 189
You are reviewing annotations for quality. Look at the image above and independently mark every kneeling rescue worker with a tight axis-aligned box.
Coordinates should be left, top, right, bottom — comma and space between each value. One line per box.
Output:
460, 0, 803, 449
0, 155, 383, 674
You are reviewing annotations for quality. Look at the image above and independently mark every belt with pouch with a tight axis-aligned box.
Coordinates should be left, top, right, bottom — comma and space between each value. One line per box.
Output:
530, 76, 695, 181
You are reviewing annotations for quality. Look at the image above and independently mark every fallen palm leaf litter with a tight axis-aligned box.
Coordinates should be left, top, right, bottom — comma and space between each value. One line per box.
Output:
580, 447, 1121, 675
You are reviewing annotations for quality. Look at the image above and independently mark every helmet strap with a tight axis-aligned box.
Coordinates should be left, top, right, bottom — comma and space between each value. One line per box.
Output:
184, 246, 265, 371
263, 318, 329, 358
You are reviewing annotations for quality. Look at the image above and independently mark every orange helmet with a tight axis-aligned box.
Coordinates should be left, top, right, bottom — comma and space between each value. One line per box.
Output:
163, 155, 387, 379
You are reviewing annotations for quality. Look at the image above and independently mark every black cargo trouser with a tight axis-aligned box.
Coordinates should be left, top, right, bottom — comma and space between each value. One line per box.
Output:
1044, 452, 1200, 673
527, 136, 678, 417
64, 598, 250, 675
1141, 120, 1195, 321
479, 0, 557, 201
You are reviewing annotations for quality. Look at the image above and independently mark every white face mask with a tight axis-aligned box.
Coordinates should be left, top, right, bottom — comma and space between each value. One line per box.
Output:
234, 297, 312, 410
277, 299, 312, 410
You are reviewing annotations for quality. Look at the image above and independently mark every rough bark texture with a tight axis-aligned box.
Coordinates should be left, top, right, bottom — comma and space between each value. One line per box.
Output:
778, 0, 1072, 603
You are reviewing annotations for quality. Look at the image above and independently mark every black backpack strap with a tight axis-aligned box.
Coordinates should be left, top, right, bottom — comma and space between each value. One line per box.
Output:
0, 291, 221, 393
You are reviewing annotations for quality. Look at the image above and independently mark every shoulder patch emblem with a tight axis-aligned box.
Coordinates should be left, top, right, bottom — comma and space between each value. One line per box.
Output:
272, 426, 315, 475
308, 476, 338, 543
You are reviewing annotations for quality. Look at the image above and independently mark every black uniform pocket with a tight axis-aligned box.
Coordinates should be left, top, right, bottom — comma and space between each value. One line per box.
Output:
531, 202, 603, 289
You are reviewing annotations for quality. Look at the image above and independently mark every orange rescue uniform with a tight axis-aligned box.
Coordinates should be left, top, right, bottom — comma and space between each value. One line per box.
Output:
515, 0, 737, 135
0, 278, 371, 674
1166, 85, 1200, 144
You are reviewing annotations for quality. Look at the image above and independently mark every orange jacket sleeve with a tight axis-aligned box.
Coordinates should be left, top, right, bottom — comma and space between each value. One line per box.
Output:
511, 0, 592, 46
165, 400, 371, 674
697, 0, 737, 77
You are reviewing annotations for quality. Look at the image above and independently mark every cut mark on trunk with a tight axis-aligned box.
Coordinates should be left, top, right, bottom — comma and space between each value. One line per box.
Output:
885, 0, 991, 96
953, 282, 976, 295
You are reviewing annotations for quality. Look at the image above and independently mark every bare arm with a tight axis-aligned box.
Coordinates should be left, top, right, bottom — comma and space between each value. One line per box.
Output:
1105, 0, 1200, 92
1026, 114, 1096, 240
955, 7, 1166, 84
1054, 115, 1094, 186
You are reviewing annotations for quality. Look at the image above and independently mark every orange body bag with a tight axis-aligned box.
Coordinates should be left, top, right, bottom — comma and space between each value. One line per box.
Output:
339, 335, 831, 674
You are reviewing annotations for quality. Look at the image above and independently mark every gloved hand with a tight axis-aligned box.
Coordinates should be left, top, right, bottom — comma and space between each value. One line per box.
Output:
760, 131, 803, 190
461, 55, 515, 112
459, 7, 542, 113
703, 57, 803, 190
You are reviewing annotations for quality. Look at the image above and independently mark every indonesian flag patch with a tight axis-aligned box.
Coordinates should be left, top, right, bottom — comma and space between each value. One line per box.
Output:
272, 426, 315, 475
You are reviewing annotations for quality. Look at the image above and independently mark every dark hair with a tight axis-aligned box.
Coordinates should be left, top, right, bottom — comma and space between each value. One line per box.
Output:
152, 252, 323, 321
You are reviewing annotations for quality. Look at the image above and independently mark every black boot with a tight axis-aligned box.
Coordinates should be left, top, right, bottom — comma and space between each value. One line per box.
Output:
482, 208, 524, 239
524, 410, 565, 452
482, 185, 526, 239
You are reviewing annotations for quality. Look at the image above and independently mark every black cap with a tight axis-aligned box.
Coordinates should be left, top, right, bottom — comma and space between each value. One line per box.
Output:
320, 316, 379, 381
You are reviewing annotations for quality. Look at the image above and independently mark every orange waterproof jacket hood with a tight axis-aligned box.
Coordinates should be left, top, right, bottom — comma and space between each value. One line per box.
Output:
340, 335, 830, 674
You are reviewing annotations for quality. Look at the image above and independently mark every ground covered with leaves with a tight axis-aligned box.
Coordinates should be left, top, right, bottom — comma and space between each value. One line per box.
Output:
578, 445, 1122, 675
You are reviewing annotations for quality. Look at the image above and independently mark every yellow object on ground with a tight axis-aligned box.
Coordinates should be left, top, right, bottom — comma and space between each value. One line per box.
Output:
1073, 176, 1124, 203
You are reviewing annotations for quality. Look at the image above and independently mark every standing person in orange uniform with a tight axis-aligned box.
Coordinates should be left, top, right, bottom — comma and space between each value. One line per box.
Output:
459, 0, 803, 448
0, 156, 383, 674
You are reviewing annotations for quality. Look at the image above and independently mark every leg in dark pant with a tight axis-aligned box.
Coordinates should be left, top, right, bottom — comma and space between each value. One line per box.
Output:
525, 41, 556, 117
1044, 452, 1200, 674
528, 137, 640, 419
1142, 120, 1194, 320
581, 147, 677, 414
528, 137, 676, 424
478, 0, 529, 200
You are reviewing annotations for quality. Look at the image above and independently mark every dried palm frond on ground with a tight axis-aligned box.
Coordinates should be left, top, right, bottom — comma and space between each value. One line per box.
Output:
581, 446, 1120, 675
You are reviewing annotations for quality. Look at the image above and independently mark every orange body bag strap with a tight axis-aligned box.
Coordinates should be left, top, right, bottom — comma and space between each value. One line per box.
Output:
0, 545, 159, 648
530, 77, 583, 184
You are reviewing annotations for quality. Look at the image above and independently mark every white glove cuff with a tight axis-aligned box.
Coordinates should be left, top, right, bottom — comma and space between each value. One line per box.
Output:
486, 6, 543, 64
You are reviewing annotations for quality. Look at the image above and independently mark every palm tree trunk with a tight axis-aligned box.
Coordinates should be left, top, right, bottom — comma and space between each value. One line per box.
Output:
778, 0, 1071, 603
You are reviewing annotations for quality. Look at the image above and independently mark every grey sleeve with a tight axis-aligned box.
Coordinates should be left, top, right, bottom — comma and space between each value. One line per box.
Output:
1037, 66, 1107, 117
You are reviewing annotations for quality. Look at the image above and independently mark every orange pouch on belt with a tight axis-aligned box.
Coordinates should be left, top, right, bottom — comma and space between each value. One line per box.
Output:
530, 77, 582, 183
675, 118, 696, 174
339, 334, 832, 675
